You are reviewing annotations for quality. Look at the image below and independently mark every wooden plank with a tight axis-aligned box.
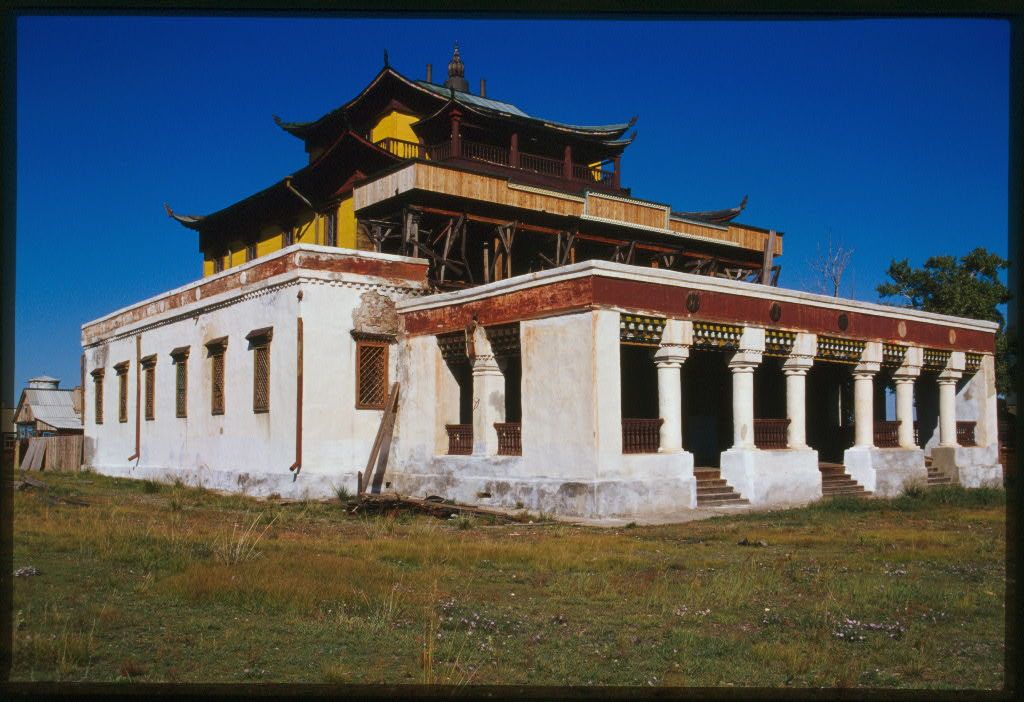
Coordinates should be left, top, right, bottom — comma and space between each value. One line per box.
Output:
361, 382, 400, 495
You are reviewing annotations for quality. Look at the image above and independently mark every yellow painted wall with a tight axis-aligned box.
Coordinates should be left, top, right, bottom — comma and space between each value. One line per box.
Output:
338, 196, 358, 249
199, 195, 366, 276
369, 110, 419, 145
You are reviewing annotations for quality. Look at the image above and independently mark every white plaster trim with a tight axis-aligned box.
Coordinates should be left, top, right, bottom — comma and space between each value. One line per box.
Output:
82, 244, 425, 332
83, 268, 425, 347
396, 260, 1000, 334
506, 181, 586, 202
580, 214, 744, 247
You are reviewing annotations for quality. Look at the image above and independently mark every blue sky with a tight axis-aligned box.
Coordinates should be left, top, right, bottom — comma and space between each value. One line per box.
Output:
13, 16, 1009, 404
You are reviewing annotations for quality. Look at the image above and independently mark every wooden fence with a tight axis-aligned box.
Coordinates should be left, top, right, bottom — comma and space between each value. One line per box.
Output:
19, 435, 83, 472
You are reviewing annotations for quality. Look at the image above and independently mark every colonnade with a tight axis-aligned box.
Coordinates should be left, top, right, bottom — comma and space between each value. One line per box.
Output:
652, 321, 969, 456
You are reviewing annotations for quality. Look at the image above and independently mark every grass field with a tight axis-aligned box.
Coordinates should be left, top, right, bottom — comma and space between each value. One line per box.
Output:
10, 471, 1006, 689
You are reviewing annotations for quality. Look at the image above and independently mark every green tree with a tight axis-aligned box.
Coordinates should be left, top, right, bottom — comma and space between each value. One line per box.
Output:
877, 247, 1013, 393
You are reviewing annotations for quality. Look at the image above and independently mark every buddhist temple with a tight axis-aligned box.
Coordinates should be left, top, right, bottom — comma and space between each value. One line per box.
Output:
82, 48, 1001, 520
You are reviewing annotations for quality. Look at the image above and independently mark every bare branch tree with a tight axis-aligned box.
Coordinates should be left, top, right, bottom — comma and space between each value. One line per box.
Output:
807, 231, 853, 297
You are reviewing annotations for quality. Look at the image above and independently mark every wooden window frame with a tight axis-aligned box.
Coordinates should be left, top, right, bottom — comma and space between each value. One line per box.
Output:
142, 355, 157, 421
114, 361, 129, 423
206, 337, 228, 416
91, 369, 105, 425
246, 327, 273, 414
246, 241, 257, 262
283, 227, 294, 247
170, 346, 190, 419
353, 332, 391, 410
213, 253, 225, 274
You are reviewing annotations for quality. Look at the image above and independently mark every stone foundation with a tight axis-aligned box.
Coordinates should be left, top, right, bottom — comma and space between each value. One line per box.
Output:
843, 446, 928, 497
931, 446, 1003, 488
718, 447, 821, 506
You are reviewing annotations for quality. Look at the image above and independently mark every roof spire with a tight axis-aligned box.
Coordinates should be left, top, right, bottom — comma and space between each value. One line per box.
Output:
444, 43, 469, 93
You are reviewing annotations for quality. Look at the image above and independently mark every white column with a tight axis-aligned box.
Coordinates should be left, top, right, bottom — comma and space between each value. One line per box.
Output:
782, 334, 815, 450
729, 328, 764, 450
894, 377, 916, 448
853, 371, 875, 448
470, 324, 504, 456
783, 365, 809, 448
937, 373, 960, 447
654, 319, 691, 453
729, 360, 758, 449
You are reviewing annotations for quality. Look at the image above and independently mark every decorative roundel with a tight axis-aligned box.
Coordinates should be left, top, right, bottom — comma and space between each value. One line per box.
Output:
837, 313, 849, 331
769, 302, 782, 322
686, 291, 701, 313
897, 321, 907, 338
949, 329, 957, 344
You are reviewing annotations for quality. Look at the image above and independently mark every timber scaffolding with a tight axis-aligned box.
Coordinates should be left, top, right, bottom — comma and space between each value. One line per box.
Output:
356, 202, 781, 292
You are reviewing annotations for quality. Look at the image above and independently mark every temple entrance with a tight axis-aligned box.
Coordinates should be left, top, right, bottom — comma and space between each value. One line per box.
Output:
620, 345, 659, 420
683, 349, 732, 467
806, 361, 854, 463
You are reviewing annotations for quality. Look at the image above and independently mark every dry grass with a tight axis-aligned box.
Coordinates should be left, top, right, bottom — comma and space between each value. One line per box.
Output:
11, 471, 1006, 688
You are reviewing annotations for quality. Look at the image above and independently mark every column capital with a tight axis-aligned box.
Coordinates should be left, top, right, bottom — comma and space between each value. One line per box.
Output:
654, 344, 689, 365
853, 363, 880, 377
937, 370, 961, 384
782, 354, 814, 375
892, 373, 917, 384
729, 351, 762, 370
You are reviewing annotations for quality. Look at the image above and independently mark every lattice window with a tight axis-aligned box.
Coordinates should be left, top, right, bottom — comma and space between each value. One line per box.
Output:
116, 363, 129, 423
693, 322, 742, 350
205, 338, 228, 416
356, 340, 388, 409
174, 356, 188, 418
325, 210, 338, 247
619, 314, 666, 347
142, 357, 156, 421
764, 329, 796, 358
253, 345, 270, 413
91, 370, 104, 425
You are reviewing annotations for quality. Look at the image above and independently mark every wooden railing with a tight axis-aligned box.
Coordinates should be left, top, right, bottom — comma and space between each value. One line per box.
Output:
375, 136, 619, 190
494, 422, 522, 456
572, 162, 614, 185
754, 419, 789, 449
957, 421, 977, 447
874, 420, 901, 448
518, 150, 564, 178
375, 137, 425, 160
445, 424, 473, 455
463, 139, 510, 167
622, 418, 663, 454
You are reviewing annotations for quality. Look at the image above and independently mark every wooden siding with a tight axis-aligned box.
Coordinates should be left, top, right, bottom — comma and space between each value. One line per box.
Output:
587, 194, 669, 230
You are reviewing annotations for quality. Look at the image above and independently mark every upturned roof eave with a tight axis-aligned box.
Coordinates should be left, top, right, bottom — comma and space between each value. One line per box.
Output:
167, 130, 400, 234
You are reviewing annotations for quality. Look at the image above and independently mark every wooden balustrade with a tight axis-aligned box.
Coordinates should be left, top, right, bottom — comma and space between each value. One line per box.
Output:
462, 139, 510, 167
753, 418, 789, 449
374, 137, 424, 160
494, 422, 522, 455
445, 424, 473, 455
517, 150, 565, 178
376, 135, 621, 190
622, 418, 663, 454
873, 420, 901, 448
957, 421, 977, 447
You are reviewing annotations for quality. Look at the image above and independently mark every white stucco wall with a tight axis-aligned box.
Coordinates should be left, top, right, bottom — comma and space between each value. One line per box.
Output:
82, 248, 426, 498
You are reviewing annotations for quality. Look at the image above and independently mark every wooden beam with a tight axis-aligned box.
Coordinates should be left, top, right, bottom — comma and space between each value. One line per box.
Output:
760, 230, 776, 284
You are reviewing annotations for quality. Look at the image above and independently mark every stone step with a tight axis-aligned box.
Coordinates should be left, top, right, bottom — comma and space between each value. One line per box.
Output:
697, 486, 739, 497
697, 497, 750, 507
928, 477, 952, 485
696, 479, 728, 489
823, 488, 871, 498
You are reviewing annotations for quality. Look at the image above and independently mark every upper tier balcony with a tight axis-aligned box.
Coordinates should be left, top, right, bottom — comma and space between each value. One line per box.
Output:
374, 137, 624, 195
